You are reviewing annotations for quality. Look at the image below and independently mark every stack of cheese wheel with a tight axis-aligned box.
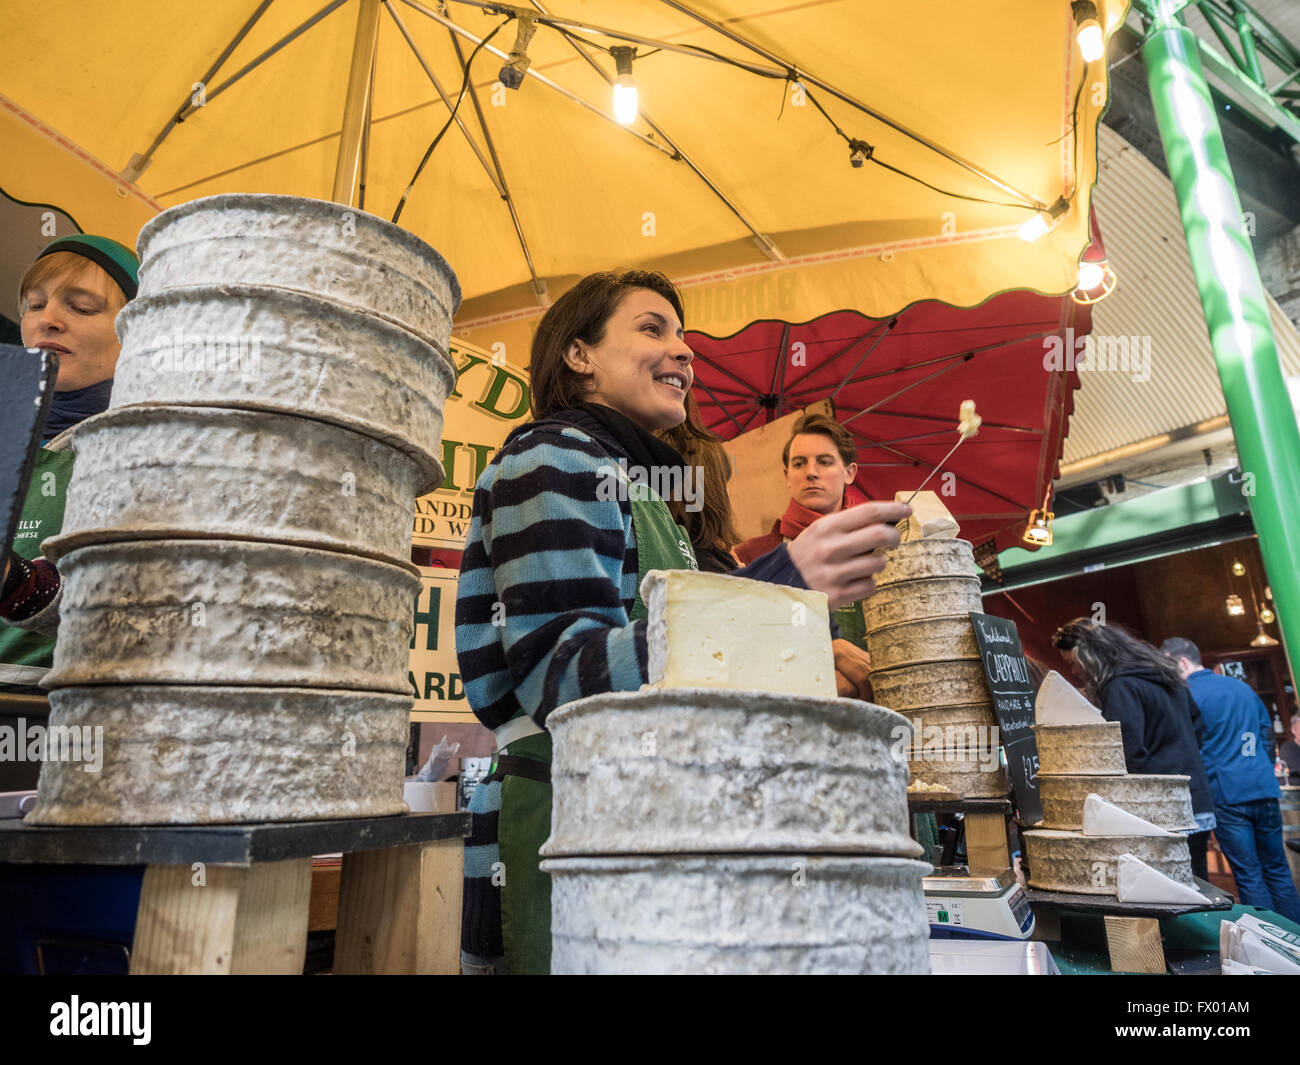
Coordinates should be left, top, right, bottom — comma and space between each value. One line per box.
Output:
864, 538, 1008, 798
1022, 673, 1197, 895
541, 570, 932, 975
27, 194, 459, 825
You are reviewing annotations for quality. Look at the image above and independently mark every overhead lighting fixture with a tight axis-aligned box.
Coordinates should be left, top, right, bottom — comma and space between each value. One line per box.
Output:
1231, 559, 1246, 576
1072, 1, 1105, 62
1251, 627, 1279, 647
1019, 197, 1069, 242
1260, 606, 1276, 625
1072, 257, 1117, 305
1225, 594, 1246, 617
612, 46, 637, 125
848, 138, 873, 169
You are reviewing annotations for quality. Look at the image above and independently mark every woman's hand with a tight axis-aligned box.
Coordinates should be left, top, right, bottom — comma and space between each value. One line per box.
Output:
833, 638, 873, 700
786, 501, 912, 609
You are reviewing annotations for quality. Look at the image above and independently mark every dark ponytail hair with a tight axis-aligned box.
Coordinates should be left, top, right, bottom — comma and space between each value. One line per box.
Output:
1052, 619, 1184, 699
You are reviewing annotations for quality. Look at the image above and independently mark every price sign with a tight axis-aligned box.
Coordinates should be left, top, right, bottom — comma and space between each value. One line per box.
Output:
969, 612, 1042, 826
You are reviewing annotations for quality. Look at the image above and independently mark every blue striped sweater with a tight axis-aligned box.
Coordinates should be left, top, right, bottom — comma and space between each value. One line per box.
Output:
454, 406, 803, 961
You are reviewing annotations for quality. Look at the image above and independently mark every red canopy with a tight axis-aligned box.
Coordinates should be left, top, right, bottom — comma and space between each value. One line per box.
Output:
686, 290, 1090, 555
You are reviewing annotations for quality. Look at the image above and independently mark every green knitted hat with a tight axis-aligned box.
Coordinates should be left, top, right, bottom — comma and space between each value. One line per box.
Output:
37, 234, 139, 300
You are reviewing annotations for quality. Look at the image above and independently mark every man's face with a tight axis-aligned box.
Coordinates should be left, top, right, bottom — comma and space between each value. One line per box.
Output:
1174, 656, 1198, 680
785, 432, 857, 515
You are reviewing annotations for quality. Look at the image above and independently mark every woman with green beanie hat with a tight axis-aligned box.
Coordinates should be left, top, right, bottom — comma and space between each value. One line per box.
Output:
0, 234, 139, 693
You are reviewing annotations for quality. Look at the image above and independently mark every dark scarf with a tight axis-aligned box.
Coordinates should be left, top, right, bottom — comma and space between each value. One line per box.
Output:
563, 402, 688, 474
44, 378, 113, 440
778, 497, 839, 540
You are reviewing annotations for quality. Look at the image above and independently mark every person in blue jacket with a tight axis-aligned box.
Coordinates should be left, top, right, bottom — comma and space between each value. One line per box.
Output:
1161, 637, 1300, 922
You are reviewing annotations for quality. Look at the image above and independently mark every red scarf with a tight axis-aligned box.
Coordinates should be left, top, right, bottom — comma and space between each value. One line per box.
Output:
779, 497, 838, 539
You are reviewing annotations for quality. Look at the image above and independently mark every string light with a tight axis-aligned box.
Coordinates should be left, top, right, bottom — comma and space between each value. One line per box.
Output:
1024, 485, 1055, 546
612, 46, 637, 124
1019, 197, 1069, 242
1072, 1, 1105, 63
1225, 594, 1246, 616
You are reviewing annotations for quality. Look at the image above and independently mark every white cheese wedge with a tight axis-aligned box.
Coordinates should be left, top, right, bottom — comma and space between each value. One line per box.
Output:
1082, 795, 1174, 837
1035, 670, 1106, 725
894, 490, 960, 540
641, 569, 836, 697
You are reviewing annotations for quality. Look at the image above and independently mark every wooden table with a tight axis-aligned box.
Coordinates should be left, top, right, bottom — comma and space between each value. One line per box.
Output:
0, 813, 470, 975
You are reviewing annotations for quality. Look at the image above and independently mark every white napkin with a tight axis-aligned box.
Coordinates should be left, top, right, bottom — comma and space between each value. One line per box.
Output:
894, 490, 960, 540
1221, 915, 1300, 975
1035, 670, 1106, 725
1083, 795, 1174, 837
1115, 853, 1208, 904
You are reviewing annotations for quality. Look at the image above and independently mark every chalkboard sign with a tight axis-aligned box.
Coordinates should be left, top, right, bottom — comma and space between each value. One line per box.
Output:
969, 612, 1042, 826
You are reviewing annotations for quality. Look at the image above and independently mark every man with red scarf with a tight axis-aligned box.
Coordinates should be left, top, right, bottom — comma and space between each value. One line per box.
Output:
736, 413, 873, 693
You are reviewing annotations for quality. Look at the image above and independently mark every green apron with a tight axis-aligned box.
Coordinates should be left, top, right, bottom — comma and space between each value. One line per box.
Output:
0, 447, 75, 686
497, 482, 697, 974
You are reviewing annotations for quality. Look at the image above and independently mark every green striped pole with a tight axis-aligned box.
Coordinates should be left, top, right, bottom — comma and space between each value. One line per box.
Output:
1143, 6, 1300, 675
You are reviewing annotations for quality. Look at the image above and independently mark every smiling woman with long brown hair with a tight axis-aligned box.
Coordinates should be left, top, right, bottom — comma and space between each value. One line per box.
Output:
454, 268, 912, 974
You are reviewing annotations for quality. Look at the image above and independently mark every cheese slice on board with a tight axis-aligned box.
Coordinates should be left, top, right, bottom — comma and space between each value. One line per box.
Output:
1035, 670, 1106, 725
641, 569, 836, 697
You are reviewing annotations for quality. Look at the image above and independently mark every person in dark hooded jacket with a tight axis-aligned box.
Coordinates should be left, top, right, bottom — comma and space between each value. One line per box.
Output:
1052, 619, 1216, 880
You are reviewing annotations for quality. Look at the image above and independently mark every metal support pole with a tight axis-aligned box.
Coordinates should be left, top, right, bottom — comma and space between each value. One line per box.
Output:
1143, 10, 1300, 677
332, 0, 382, 205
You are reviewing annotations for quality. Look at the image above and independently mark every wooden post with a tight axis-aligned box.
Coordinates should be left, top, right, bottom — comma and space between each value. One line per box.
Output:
333, 838, 464, 974
331, 0, 381, 205
965, 812, 1011, 875
1104, 915, 1166, 974
131, 858, 312, 974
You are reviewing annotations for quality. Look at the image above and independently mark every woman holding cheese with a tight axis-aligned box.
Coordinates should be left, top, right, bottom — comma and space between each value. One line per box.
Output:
455, 269, 910, 974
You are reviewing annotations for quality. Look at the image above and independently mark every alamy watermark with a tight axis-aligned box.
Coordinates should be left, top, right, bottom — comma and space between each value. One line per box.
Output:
596, 459, 704, 512
891, 719, 1002, 774
1043, 327, 1152, 384
0, 718, 102, 772
149, 328, 261, 381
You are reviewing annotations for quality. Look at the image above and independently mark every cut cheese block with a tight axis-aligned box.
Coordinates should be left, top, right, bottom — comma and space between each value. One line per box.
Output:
894, 490, 960, 540
1035, 670, 1105, 725
1033, 721, 1127, 776
1038, 773, 1196, 832
1023, 828, 1193, 896
641, 569, 835, 697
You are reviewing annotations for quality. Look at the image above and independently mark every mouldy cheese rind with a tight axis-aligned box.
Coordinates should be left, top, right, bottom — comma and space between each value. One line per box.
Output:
25, 686, 411, 824
45, 405, 427, 568
544, 854, 932, 974
543, 687, 919, 858
137, 192, 461, 347
45, 540, 418, 693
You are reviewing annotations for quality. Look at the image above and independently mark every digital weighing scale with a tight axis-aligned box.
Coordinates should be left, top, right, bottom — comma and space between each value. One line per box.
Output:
923, 867, 1035, 940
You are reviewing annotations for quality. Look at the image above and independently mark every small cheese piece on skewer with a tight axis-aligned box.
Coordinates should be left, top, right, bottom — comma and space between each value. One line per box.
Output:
641, 569, 836, 697
894, 490, 959, 540
958, 399, 981, 439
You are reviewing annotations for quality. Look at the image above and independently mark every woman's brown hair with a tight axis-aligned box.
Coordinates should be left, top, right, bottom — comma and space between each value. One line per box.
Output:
528, 269, 685, 419
660, 390, 742, 555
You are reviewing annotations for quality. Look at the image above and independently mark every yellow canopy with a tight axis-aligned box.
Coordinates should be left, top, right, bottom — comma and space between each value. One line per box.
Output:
0, 0, 1126, 341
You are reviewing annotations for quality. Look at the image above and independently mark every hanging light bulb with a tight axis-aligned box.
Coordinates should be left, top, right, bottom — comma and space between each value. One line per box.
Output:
1231, 559, 1246, 576
1078, 262, 1104, 290
1260, 606, 1276, 625
1072, 1, 1105, 62
1023, 508, 1054, 546
612, 46, 637, 125
1225, 594, 1246, 617
1252, 626, 1279, 647
1019, 197, 1069, 242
